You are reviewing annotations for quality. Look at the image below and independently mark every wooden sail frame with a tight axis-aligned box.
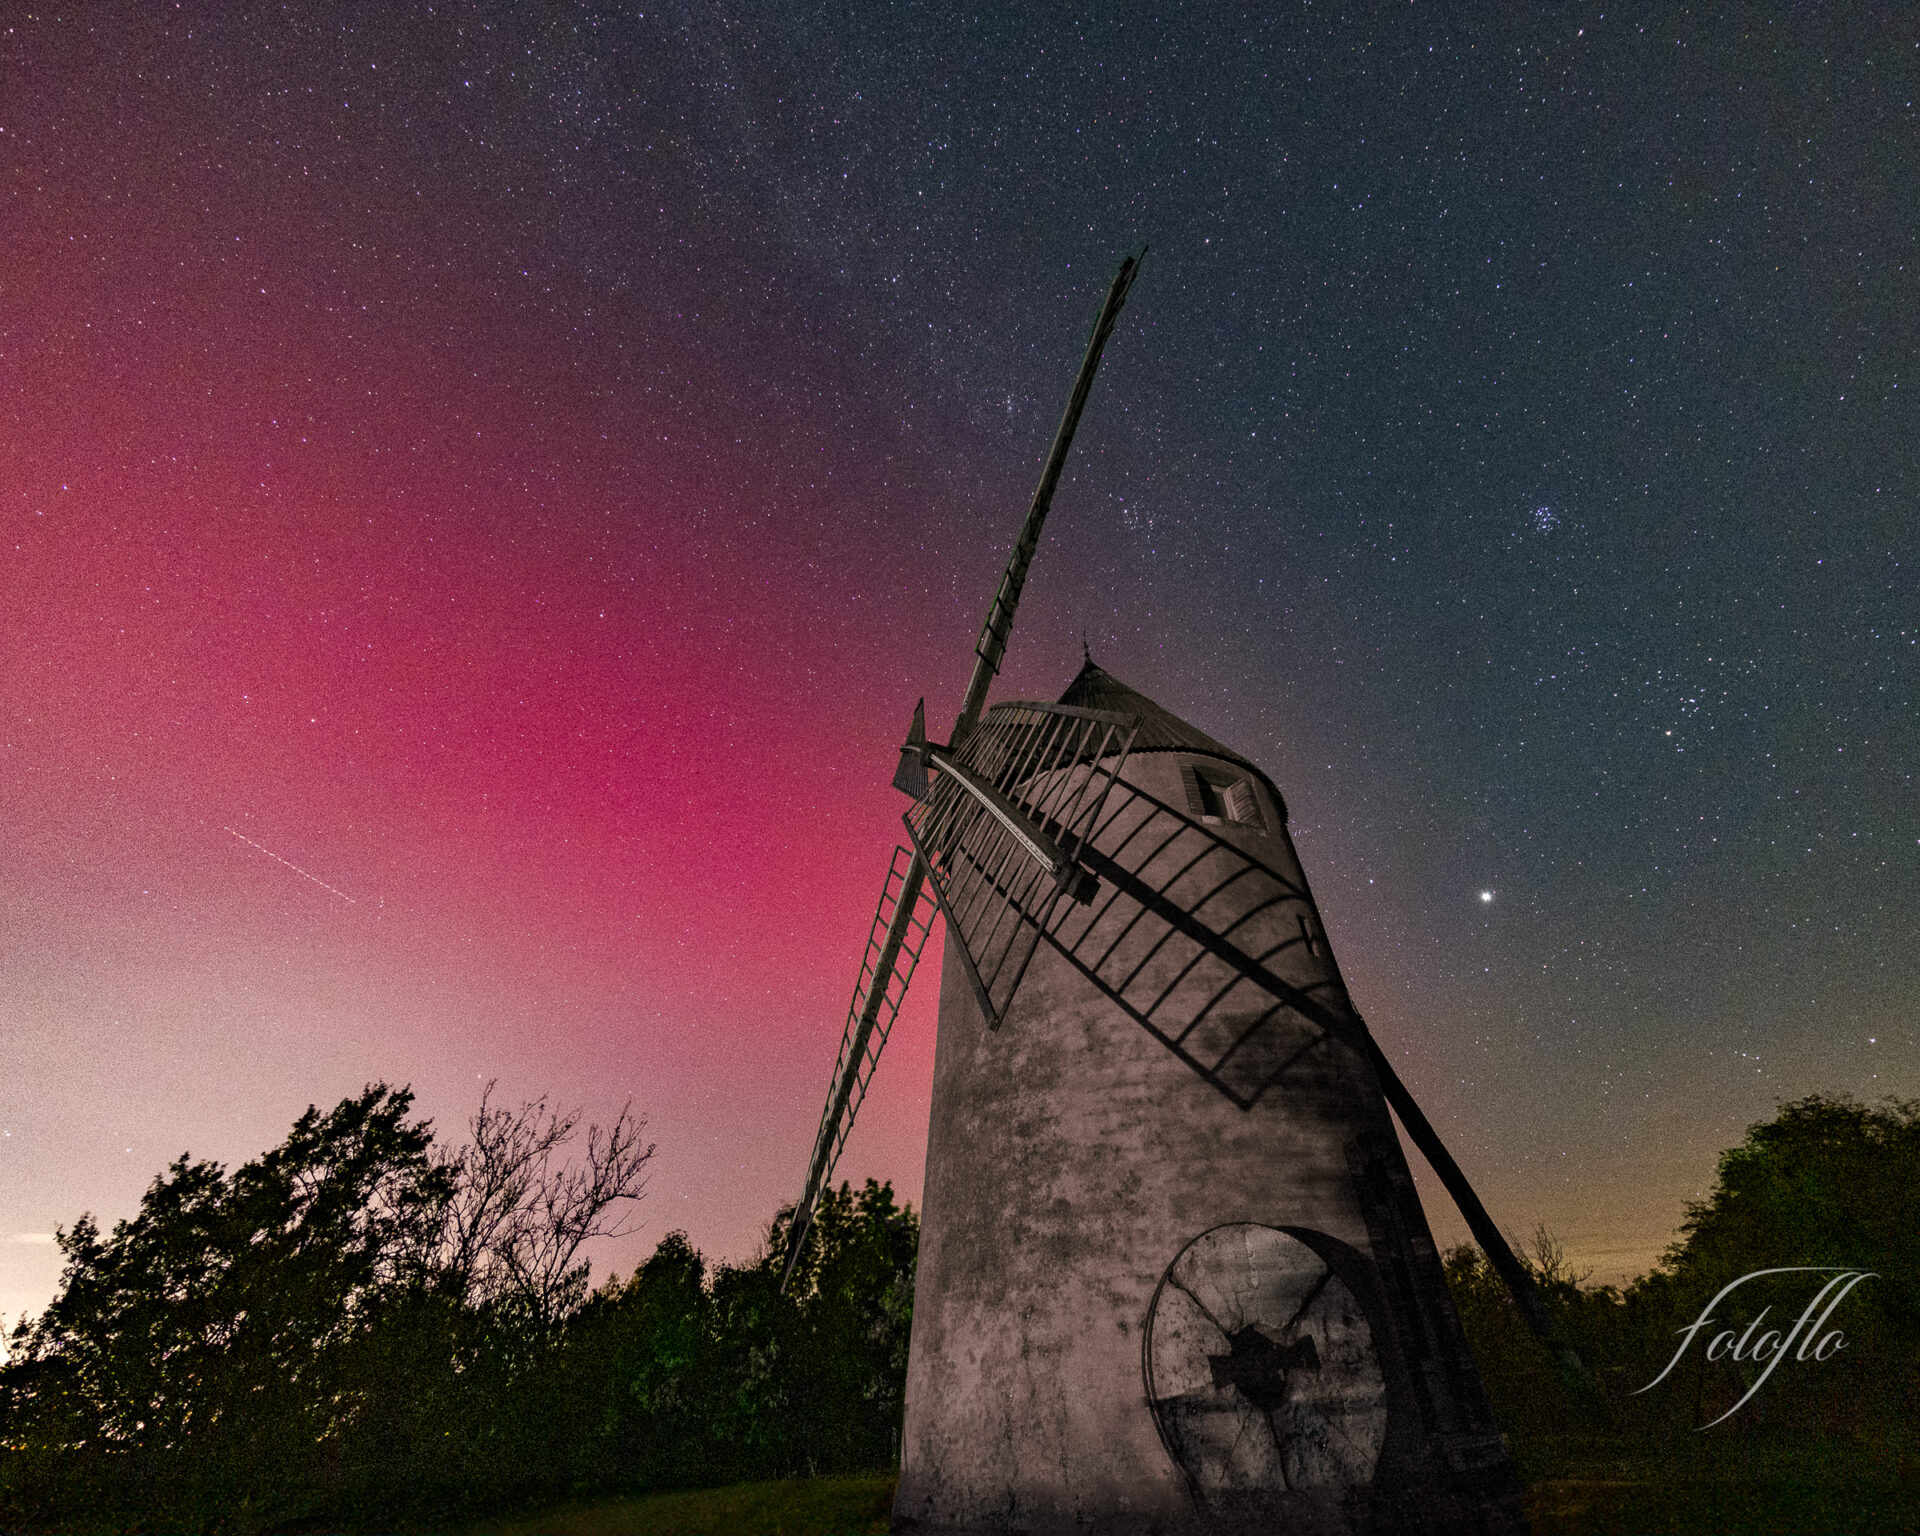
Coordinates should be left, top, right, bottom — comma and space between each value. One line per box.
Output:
905, 700, 1138, 1030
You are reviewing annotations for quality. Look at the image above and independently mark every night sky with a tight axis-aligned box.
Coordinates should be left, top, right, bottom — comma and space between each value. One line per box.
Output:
4, 7, 1916, 1333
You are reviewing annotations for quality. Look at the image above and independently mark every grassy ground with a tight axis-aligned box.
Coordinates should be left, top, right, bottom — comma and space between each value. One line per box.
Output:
1512, 1427, 1920, 1536
1523, 1472, 1920, 1535
1524, 1478, 1920, 1536
471, 1451, 1920, 1536
474, 1474, 897, 1536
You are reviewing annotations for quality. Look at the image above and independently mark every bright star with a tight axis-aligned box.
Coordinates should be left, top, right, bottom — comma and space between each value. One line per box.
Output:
1480, 891, 1494, 903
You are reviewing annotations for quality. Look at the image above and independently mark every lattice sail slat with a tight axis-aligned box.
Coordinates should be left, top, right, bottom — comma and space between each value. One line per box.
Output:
1039, 795, 1363, 1111
905, 700, 1138, 1029
789, 845, 937, 1268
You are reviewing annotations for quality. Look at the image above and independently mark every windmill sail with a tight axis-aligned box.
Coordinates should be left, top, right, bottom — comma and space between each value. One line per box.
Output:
782, 846, 937, 1287
1038, 783, 1365, 1111
953, 250, 1143, 738
905, 700, 1138, 1029
781, 252, 1144, 1291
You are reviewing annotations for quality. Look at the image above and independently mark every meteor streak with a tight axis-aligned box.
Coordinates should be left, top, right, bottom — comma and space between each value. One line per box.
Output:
222, 827, 357, 904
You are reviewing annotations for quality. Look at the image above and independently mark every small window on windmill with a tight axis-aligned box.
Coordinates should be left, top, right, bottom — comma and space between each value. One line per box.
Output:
1181, 764, 1266, 831
1225, 778, 1264, 829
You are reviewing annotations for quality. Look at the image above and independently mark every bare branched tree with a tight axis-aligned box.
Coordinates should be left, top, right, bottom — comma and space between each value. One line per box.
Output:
438, 1083, 654, 1325
1523, 1222, 1590, 1292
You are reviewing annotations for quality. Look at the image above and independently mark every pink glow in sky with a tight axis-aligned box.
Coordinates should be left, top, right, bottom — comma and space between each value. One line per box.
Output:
1, 141, 970, 1329
10, 9, 1915, 1331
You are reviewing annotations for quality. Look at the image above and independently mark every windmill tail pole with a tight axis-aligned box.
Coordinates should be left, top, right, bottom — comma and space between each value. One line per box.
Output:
780, 856, 931, 1293
954, 249, 1145, 743
1361, 1033, 1609, 1408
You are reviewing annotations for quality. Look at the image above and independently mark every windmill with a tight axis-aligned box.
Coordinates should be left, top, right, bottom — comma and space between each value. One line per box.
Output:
784, 256, 1553, 1535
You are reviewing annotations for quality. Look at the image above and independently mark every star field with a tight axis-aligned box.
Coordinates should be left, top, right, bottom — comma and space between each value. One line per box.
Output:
2, 6, 1915, 1327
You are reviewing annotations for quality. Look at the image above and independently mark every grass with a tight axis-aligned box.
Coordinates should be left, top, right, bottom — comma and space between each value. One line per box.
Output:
1511, 1425, 1920, 1536
1524, 1476, 1920, 1535
473, 1474, 897, 1536
469, 1450, 1920, 1536
468, 1409, 1920, 1536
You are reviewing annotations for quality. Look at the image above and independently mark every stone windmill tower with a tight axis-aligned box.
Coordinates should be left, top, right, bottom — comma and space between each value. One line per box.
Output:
784, 257, 1544, 1536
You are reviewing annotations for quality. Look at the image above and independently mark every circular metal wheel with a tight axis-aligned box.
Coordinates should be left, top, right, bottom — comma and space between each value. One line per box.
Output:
1144, 1223, 1388, 1497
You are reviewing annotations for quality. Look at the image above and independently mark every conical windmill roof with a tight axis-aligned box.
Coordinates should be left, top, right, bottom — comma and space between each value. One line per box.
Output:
1057, 659, 1286, 814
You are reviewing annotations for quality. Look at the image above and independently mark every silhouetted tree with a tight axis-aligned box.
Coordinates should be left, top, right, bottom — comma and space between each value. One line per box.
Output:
0, 1083, 651, 1534
1, 1088, 931, 1533
547, 1179, 919, 1496
1657, 1093, 1919, 1320
0, 1087, 450, 1530
1444, 1093, 1920, 1443
782, 1179, 917, 1473
439, 1083, 654, 1333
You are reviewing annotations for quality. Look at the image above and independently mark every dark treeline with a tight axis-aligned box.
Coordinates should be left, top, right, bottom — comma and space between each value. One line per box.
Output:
1444, 1093, 1920, 1470
0, 1085, 915, 1534
5, 1088, 1915, 1533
